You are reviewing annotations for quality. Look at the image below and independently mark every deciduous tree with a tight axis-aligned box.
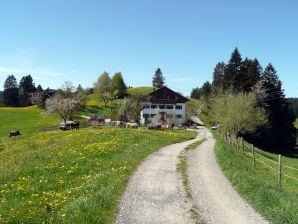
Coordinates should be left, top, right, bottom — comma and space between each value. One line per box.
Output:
94, 72, 112, 107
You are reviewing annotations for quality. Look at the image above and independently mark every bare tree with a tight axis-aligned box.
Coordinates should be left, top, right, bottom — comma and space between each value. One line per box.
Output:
45, 94, 80, 124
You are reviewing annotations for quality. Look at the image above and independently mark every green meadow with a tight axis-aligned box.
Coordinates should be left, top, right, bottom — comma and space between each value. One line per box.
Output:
0, 106, 196, 223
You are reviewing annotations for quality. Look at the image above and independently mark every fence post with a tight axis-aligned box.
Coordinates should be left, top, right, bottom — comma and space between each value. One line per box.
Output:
278, 154, 282, 188
236, 137, 239, 151
251, 144, 256, 168
241, 137, 244, 156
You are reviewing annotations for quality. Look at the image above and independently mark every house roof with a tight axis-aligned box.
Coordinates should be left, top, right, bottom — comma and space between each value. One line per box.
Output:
148, 86, 189, 104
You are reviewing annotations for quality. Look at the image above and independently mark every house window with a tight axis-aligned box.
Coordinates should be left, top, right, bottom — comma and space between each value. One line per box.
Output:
151, 105, 157, 109
176, 115, 182, 119
144, 104, 150, 109
175, 105, 182, 110
166, 105, 173, 109
150, 114, 156, 118
143, 114, 149, 119
159, 104, 165, 109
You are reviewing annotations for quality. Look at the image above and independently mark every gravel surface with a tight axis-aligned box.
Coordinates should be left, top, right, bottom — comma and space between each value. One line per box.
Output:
116, 127, 269, 224
187, 126, 269, 224
116, 137, 201, 224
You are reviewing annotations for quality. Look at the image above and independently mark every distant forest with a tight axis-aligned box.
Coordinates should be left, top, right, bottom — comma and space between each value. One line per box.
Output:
0, 91, 3, 102
288, 98, 298, 118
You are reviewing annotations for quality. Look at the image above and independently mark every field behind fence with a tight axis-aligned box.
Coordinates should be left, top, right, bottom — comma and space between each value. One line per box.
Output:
222, 132, 298, 189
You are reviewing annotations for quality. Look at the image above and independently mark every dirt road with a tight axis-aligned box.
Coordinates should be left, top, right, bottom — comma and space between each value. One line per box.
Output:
116, 127, 269, 224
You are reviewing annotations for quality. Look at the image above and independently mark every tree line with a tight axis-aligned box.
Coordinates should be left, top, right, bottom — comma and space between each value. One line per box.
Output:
191, 48, 296, 153
1, 68, 167, 124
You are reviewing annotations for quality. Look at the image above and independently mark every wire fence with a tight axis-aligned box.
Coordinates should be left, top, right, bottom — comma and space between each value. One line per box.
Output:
222, 133, 298, 188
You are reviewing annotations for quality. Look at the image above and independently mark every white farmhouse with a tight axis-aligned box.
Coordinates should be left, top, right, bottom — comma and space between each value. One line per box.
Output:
140, 86, 189, 126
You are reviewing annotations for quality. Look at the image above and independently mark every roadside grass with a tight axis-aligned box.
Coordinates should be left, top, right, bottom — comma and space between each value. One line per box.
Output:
295, 118, 298, 128
0, 106, 60, 138
213, 132, 298, 224
177, 139, 206, 224
0, 127, 196, 223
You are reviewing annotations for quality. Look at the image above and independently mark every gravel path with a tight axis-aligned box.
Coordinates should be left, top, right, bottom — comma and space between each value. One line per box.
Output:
116, 127, 269, 224
187, 126, 269, 224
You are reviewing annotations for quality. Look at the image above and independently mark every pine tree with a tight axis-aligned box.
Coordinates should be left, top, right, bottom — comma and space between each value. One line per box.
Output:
240, 58, 262, 92
224, 48, 243, 91
212, 62, 225, 93
3, 75, 19, 106
18, 75, 36, 106
254, 63, 296, 152
152, 68, 165, 88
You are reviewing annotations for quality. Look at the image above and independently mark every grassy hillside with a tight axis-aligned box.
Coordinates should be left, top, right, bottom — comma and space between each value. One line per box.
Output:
0, 106, 60, 138
126, 86, 154, 96
0, 105, 197, 223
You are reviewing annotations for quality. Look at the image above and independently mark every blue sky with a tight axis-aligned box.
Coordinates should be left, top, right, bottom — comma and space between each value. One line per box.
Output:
0, 0, 297, 97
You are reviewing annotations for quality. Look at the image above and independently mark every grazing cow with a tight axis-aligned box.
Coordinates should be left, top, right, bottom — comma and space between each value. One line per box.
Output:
126, 122, 139, 129
147, 123, 161, 130
9, 130, 21, 138
70, 121, 80, 130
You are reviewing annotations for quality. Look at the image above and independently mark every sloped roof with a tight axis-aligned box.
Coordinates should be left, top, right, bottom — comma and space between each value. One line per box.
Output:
149, 86, 189, 104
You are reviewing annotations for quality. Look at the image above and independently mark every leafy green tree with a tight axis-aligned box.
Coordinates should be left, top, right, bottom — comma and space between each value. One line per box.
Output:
18, 75, 36, 106
3, 75, 19, 106
117, 94, 148, 122
152, 68, 165, 88
111, 72, 127, 98
211, 92, 267, 136
253, 63, 296, 152
94, 72, 112, 107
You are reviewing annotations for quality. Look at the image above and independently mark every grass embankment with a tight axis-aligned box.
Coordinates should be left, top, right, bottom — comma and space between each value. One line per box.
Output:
213, 131, 298, 224
0, 128, 196, 223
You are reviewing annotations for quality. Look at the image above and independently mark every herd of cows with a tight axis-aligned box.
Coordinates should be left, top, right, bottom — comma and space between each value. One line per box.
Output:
8, 119, 185, 138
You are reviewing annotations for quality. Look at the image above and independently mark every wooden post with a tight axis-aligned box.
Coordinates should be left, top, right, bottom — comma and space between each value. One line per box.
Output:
278, 154, 282, 188
251, 144, 256, 168
241, 137, 244, 156
236, 137, 239, 151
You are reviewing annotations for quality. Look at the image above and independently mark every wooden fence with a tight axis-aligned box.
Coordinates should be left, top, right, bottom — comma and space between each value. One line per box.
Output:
223, 133, 298, 188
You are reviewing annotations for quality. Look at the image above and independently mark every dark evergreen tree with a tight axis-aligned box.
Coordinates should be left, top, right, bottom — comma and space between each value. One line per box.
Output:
254, 63, 296, 152
224, 48, 243, 91
18, 75, 36, 106
3, 75, 19, 106
200, 81, 212, 99
288, 98, 298, 117
239, 58, 262, 92
212, 62, 225, 93
152, 68, 165, 88
190, 87, 200, 99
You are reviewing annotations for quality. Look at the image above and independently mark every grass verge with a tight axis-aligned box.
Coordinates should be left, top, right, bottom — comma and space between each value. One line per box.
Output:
0, 128, 196, 223
177, 139, 206, 224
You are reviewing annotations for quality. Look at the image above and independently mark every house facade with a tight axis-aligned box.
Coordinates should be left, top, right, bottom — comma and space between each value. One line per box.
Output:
140, 86, 189, 126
